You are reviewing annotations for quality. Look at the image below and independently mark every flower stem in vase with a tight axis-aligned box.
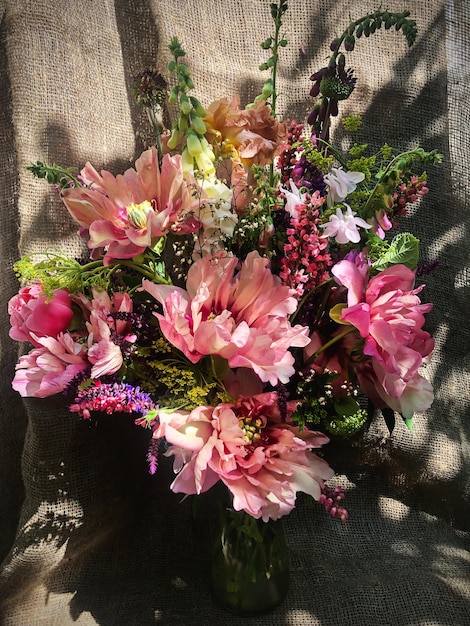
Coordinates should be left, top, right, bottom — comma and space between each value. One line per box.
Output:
211, 500, 289, 615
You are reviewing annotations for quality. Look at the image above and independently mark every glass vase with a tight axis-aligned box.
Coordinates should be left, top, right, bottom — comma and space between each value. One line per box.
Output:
211, 503, 290, 615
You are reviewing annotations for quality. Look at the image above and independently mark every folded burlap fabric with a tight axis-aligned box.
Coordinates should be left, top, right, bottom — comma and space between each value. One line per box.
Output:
0, 1, 468, 624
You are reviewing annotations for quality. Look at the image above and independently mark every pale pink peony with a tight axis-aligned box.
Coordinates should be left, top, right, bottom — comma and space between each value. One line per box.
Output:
12, 333, 88, 398
204, 96, 286, 167
332, 260, 434, 418
61, 147, 200, 264
9, 284, 74, 347
142, 251, 310, 386
152, 393, 334, 521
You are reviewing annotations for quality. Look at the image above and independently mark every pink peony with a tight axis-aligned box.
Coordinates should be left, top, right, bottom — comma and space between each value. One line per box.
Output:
142, 251, 310, 386
12, 333, 88, 398
152, 393, 334, 521
9, 284, 74, 347
84, 290, 136, 378
61, 147, 200, 264
332, 260, 434, 418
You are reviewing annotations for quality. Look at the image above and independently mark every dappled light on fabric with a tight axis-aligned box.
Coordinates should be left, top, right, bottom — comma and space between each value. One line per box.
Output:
0, 1, 469, 625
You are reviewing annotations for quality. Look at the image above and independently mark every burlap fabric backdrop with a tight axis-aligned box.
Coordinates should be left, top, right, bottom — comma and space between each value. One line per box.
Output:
0, 1, 468, 624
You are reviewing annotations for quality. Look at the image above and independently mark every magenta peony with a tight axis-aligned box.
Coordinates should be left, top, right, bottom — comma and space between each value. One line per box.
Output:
8, 284, 74, 347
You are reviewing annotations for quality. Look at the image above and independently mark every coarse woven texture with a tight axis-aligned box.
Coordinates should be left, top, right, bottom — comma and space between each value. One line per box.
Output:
0, 0, 469, 624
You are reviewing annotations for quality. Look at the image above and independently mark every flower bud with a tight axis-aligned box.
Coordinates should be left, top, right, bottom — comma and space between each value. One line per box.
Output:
344, 35, 355, 51
190, 96, 207, 118
330, 38, 341, 51
167, 127, 179, 150
190, 112, 206, 135
186, 132, 203, 156
168, 85, 179, 104
180, 93, 191, 115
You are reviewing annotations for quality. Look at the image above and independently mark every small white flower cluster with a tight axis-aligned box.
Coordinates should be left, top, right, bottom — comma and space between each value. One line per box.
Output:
193, 179, 238, 258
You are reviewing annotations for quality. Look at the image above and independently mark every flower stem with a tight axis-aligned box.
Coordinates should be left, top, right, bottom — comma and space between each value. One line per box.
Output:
115, 260, 172, 284
304, 327, 356, 367
147, 106, 164, 161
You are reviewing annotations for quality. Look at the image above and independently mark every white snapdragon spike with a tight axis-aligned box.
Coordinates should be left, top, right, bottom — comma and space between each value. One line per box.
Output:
324, 167, 365, 206
281, 180, 308, 217
320, 203, 371, 244
193, 178, 237, 258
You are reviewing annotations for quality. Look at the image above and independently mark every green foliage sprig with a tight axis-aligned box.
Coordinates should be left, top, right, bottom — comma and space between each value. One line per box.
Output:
166, 38, 208, 150
250, 0, 289, 117
329, 9, 418, 56
27, 161, 81, 190
360, 147, 442, 219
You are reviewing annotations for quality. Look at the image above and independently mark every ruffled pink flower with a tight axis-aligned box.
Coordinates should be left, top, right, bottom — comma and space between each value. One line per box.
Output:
332, 260, 434, 418
152, 393, 334, 521
84, 290, 136, 378
61, 147, 200, 264
12, 333, 88, 398
9, 284, 74, 347
142, 251, 310, 385
204, 96, 286, 167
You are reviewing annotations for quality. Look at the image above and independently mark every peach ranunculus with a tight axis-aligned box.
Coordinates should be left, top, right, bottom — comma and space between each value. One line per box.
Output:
141, 251, 311, 386
12, 333, 88, 398
331, 260, 435, 418
61, 147, 200, 265
151, 392, 334, 521
204, 95, 287, 167
8, 284, 74, 347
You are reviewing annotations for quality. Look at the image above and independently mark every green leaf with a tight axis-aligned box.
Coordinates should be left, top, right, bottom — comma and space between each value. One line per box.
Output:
151, 236, 166, 256
382, 407, 396, 434
333, 396, 361, 417
329, 303, 349, 324
372, 232, 419, 271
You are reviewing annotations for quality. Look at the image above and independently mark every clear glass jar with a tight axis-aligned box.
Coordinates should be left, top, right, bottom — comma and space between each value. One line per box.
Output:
211, 503, 290, 615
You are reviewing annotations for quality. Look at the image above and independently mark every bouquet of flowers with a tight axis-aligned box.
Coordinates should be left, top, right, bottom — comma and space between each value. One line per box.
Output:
8, 3, 440, 609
